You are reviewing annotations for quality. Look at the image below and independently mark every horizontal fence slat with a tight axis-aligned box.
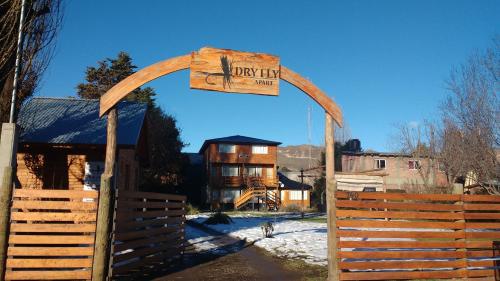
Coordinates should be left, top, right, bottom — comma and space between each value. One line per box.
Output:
117, 200, 184, 209
336, 200, 463, 211
113, 242, 183, 263
115, 210, 185, 221
338, 250, 466, 259
336, 191, 462, 201
337, 220, 465, 229
5, 270, 91, 280
338, 230, 464, 239
115, 226, 179, 241
339, 269, 467, 280
464, 203, 500, 210
466, 231, 500, 239
118, 191, 186, 202
7, 246, 94, 256
336, 209, 464, 220
339, 260, 466, 270
9, 235, 95, 244
463, 195, 500, 202
12, 200, 97, 210
115, 217, 184, 232
13, 189, 98, 199
7, 258, 93, 268
464, 213, 500, 220
10, 223, 96, 233
11, 212, 97, 222
113, 230, 183, 252
112, 248, 182, 274
339, 240, 467, 248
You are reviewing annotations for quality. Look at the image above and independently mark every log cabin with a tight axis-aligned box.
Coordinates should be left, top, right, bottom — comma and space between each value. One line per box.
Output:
15, 97, 148, 191
199, 135, 311, 209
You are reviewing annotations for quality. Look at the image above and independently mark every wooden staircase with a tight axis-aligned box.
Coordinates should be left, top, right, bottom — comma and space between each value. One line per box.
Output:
234, 178, 281, 210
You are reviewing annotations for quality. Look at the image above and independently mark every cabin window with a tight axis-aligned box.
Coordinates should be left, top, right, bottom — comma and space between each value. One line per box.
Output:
222, 165, 239, 177
408, 160, 420, 170
266, 168, 274, 179
245, 166, 262, 177
289, 190, 308, 200
219, 144, 235, 153
375, 159, 386, 169
252, 145, 268, 154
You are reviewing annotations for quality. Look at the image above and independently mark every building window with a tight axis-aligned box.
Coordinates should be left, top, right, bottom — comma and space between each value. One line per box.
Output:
289, 190, 308, 200
408, 160, 420, 170
252, 145, 268, 154
222, 165, 239, 176
245, 166, 262, 177
266, 167, 274, 179
219, 144, 235, 153
375, 159, 386, 169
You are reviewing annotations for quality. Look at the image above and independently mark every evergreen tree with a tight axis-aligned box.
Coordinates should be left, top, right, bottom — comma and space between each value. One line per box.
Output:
77, 52, 185, 192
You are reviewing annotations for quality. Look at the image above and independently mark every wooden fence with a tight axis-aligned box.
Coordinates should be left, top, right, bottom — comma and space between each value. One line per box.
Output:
336, 191, 500, 281
110, 190, 186, 278
5, 189, 98, 280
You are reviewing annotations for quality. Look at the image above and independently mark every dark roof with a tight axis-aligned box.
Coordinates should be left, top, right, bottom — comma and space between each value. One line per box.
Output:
199, 135, 281, 153
17, 97, 147, 146
278, 172, 312, 190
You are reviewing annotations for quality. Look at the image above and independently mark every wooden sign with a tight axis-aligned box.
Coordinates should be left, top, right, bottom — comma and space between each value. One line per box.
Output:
190, 47, 280, 96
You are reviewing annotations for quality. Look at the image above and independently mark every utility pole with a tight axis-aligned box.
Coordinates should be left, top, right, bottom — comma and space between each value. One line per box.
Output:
300, 169, 304, 218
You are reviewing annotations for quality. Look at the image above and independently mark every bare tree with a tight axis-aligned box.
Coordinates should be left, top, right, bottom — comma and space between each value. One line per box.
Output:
441, 36, 500, 194
0, 0, 63, 122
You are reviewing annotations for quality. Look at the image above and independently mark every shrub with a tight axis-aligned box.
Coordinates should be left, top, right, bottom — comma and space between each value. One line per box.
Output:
260, 221, 274, 238
203, 211, 233, 225
185, 203, 200, 215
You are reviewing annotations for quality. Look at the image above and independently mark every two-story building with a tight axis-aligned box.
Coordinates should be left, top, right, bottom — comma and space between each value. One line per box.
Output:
199, 135, 312, 209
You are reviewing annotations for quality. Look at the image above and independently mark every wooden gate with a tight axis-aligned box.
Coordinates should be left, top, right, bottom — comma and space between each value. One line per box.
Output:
5, 189, 98, 280
110, 190, 186, 278
336, 191, 500, 280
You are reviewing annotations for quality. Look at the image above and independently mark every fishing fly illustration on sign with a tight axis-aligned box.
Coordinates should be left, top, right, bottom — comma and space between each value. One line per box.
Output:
190, 47, 280, 96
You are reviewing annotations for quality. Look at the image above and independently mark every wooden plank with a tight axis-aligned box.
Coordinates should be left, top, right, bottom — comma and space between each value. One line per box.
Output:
9, 235, 95, 244
115, 226, 178, 241
113, 243, 183, 263
5, 270, 91, 280
464, 212, 500, 219
339, 269, 467, 280
336, 191, 461, 201
117, 201, 184, 209
463, 195, 500, 202
464, 203, 500, 210
337, 220, 465, 229
7, 246, 94, 256
336, 200, 463, 211
338, 250, 466, 259
10, 223, 96, 233
465, 222, 500, 229
466, 231, 500, 239
339, 240, 466, 248
339, 260, 466, 270
7, 258, 93, 268
12, 200, 97, 210
115, 217, 184, 232
112, 248, 182, 274
13, 189, 98, 199
468, 260, 496, 267
115, 209, 185, 221
336, 209, 464, 220
337, 230, 464, 239
468, 269, 496, 277
118, 191, 186, 202
11, 212, 97, 222
190, 47, 280, 96
113, 230, 183, 252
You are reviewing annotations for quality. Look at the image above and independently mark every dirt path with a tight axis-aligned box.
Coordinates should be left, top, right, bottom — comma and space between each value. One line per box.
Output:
154, 222, 302, 281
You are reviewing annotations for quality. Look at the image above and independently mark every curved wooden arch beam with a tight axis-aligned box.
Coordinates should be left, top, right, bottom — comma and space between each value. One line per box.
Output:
280, 66, 343, 127
99, 54, 343, 127
99, 54, 191, 116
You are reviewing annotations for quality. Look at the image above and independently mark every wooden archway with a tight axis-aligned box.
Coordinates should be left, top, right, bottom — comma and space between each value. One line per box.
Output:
94, 50, 342, 281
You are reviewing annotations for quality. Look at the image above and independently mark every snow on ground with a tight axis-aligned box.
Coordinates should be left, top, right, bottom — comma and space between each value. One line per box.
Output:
189, 213, 329, 265
185, 224, 242, 255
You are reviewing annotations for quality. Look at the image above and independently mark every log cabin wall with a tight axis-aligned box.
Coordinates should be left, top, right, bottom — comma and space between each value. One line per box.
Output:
16, 145, 139, 191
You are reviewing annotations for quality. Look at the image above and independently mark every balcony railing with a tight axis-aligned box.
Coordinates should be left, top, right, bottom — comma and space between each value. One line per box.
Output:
211, 176, 278, 187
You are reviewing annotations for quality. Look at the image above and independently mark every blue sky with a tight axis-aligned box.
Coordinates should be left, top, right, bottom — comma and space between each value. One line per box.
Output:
39, 0, 499, 152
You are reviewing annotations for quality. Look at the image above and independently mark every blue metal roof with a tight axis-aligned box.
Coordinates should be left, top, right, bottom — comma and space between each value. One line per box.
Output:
17, 97, 147, 146
199, 135, 281, 153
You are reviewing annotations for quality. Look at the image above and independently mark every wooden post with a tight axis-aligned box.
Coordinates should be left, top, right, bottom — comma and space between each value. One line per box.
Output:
0, 166, 13, 279
92, 108, 117, 281
325, 113, 338, 281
